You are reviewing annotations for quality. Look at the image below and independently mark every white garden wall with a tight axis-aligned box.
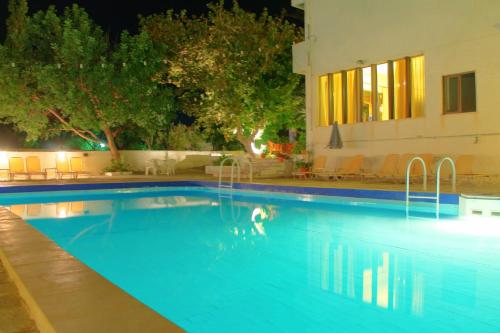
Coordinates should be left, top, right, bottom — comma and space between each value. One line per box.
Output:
0, 150, 244, 175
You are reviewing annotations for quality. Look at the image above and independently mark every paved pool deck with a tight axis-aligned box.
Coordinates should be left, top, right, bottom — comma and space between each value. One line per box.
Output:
0, 172, 498, 196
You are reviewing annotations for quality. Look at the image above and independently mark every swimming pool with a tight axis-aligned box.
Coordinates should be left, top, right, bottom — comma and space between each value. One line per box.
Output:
2, 187, 500, 332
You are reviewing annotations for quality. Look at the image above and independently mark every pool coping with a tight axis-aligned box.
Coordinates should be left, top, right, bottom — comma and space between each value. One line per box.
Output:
0, 207, 185, 333
0, 180, 460, 204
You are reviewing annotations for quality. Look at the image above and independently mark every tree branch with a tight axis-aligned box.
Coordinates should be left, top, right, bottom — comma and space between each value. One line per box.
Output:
46, 108, 101, 144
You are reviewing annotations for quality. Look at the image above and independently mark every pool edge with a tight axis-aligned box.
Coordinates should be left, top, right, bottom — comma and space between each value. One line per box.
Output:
0, 180, 460, 205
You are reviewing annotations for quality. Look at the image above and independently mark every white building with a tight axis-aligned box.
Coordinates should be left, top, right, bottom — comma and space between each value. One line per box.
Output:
292, 0, 500, 175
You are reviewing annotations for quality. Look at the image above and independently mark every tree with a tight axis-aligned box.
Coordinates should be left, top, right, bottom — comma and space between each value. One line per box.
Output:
142, 1, 304, 156
0, 2, 176, 161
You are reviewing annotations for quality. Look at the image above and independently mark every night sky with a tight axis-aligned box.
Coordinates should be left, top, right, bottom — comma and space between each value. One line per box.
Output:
0, 0, 303, 41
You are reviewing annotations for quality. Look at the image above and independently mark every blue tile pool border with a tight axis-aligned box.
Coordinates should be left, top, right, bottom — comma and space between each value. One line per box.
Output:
0, 181, 459, 205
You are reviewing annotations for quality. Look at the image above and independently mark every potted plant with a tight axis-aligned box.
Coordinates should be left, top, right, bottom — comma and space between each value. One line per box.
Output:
295, 160, 312, 172
103, 160, 133, 176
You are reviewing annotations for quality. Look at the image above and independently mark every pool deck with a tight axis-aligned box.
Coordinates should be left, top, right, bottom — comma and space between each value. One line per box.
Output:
0, 172, 499, 332
0, 172, 498, 196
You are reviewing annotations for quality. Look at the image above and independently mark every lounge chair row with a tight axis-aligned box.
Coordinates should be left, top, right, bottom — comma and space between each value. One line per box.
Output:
293, 154, 487, 182
0, 156, 90, 181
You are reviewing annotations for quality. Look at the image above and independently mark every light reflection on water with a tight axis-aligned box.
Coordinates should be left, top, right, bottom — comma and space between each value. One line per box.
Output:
6, 191, 500, 333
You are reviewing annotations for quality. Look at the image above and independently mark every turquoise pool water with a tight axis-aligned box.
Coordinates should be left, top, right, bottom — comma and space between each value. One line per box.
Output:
2, 187, 500, 332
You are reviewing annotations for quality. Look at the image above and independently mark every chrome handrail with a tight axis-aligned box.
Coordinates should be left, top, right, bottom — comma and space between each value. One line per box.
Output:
405, 155, 456, 219
218, 157, 241, 189
435, 157, 457, 208
406, 156, 428, 205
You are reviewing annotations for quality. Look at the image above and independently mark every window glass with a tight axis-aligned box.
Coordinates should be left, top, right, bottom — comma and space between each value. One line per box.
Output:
362, 67, 372, 122
461, 73, 476, 112
377, 63, 390, 121
393, 59, 408, 119
444, 76, 459, 113
333, 72, 343, 124
410, 56, 425, 117
319, 55, 426, 124
346, 70, 358, 124
318, 75, 330, 126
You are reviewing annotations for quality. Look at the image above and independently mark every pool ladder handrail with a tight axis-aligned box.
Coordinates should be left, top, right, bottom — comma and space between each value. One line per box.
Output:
218, 157, 241, 190
406, 156, 457, 216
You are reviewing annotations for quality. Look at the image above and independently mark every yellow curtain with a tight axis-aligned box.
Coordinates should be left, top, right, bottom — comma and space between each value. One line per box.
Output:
411, 56, 425, 118
393, 59, 408, 119
346, 70, 358, 124
377, 63, 390, 121
361, 67, 372, 122
318, 75, 329, 126
333, 73, 343, 124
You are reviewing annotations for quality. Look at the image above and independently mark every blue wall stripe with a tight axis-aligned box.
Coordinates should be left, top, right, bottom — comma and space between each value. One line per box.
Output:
0, 181, 459, 205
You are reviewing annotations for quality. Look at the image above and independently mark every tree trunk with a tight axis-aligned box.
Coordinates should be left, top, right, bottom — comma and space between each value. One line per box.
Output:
103, 127, 121, 161
239, 137, 255, 158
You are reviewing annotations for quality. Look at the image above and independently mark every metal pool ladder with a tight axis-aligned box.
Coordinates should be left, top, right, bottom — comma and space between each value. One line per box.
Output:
406, 156, 456, 217
218, 157, 241, 190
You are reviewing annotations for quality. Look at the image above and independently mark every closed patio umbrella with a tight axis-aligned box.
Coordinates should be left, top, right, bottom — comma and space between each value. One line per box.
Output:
327, 122, 343, 149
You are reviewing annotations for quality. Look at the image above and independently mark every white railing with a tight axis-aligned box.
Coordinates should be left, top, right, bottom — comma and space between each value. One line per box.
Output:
218, 157, 241, 189
406, 156, 457, 217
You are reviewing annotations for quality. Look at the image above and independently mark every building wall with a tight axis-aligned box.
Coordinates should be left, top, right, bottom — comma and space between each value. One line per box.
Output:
0, 150, 238, 177
294, 0, 500, 174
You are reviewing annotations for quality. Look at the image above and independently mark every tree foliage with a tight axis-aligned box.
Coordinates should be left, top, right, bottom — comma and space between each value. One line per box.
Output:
1, 0, 304, 156
0, 1, 177, 160
142, 1, 304, 155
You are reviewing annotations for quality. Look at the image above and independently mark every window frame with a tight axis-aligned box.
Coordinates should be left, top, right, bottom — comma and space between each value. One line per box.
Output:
318, 54, 425, 126
442, 71, 476, 114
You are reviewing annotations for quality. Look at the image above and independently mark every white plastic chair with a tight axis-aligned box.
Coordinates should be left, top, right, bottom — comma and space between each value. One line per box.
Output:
145, 159, 159, 176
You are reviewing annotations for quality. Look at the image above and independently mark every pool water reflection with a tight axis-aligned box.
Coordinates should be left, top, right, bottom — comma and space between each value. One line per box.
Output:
5, 189, 500, 332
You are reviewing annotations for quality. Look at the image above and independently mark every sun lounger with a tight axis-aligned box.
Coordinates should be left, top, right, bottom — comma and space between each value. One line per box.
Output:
334, 155, 365, 179
362, 154, 399, 181
56, 157, 77, 180
70, 157, 91, 178
455, 155, 490, 181
26, 156, 49, 180
412, 153, 434, 177
9, 157, 30, 180
389, 153, 434, 183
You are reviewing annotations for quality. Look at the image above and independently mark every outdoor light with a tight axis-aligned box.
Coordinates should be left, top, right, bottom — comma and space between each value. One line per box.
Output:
57, 152, 66, 161
251, 129, 266, 155
0, 152, 7, 165
100, 143, 106, 148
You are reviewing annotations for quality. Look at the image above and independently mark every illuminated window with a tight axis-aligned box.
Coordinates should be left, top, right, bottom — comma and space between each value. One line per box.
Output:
377, 63, 390, 121
318, 74, 330, 126
332, 73, 343, 124
361, 67, 373, 122
319, 55, 425, 125
393, 59, 409, 119
411, 56, 425, 117
443, 72, 476, 114
346, 70, 359, 124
